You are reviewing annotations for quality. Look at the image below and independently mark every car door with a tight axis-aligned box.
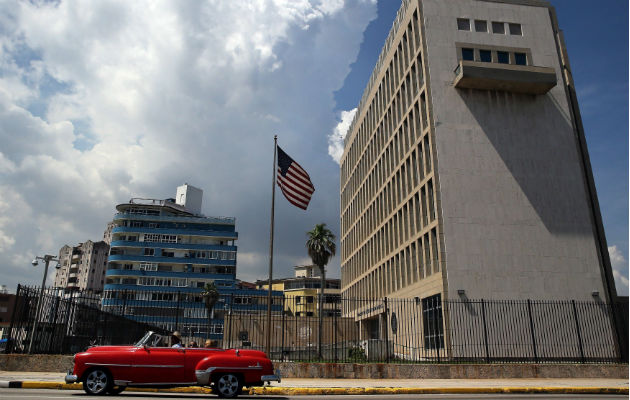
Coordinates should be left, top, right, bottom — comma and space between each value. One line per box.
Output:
131, 346, 190, 384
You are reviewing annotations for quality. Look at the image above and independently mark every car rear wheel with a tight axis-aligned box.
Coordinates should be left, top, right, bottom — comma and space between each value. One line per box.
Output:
83, 368, 112, 395
214, 373, 242, 398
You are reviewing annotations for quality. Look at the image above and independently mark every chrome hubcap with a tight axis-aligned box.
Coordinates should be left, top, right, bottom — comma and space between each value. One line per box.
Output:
217, 374, 239, 396
86, 370, 108, 394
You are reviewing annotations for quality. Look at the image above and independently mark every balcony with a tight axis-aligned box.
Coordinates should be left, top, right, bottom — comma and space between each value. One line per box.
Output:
453, 60, 557, 95
112, 226, 238, 240
114, 212, 235, 225
107, 254, 236, 266
110, 240, 237, 252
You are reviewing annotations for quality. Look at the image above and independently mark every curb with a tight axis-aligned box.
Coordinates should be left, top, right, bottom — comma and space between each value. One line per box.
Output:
0, 381, 628, 395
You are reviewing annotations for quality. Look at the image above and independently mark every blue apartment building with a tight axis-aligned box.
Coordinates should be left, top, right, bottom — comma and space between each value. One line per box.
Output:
101, 184, 281, 341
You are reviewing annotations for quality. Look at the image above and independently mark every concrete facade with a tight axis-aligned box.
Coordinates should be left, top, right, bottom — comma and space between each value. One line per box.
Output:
53, 241, 109, 293
339, 0, 615, 344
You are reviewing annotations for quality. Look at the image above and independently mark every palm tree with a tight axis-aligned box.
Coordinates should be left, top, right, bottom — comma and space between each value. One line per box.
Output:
306, 223, 336, 360
201, 282, 220, 339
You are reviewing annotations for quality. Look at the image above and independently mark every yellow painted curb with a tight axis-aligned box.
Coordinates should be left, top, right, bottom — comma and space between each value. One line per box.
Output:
248, 386, 630, 396
21, 382, 82, 390
14, 382, 629, 395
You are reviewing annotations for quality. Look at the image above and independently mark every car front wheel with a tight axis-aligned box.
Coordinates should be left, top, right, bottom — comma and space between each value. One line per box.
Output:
214, 373, 242, 398
83, 368, 112, 395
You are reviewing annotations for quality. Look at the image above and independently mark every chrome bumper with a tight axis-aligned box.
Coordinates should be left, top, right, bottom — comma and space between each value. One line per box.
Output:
261, 373, 281, 383
65, 372, 78, 384
195, 367, 216, 386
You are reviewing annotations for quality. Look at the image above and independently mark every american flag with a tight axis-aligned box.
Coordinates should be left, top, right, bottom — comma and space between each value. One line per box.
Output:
277, 146, 315, 210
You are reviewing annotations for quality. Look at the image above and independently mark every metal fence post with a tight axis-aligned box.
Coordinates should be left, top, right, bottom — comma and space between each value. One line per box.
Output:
571, 300, 585, 363
227, 294, 234, 349
174, 291, 181, 332
383, 297, 389, 362
121, 289, 128, 316
526, 299, 538, 363
481, 299, 490, 363
334, 299, 338, 363
47, 296, 61, 354
436, 297, 441, 363
5, 284, 21, 354
281, 296, 286, 360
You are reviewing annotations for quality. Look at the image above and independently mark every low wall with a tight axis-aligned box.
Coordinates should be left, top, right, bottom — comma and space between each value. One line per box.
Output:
0, 355, 74, 372
276, 362, 628, 379
0, 354, 626, 379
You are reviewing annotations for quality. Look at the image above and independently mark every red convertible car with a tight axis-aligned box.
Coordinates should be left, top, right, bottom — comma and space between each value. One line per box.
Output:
65, 331, 280, 398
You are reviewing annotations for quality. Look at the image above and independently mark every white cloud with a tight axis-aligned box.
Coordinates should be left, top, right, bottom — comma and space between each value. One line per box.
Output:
0, 0, 377, 290
608, 245, 629, 295
327, 107, 356, 164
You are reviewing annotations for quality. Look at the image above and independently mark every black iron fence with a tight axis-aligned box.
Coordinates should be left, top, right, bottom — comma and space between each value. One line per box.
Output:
5, 285, 627, 364
4, 285, 168, 354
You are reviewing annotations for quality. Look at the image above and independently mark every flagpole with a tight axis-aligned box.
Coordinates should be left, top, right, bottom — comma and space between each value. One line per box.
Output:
266, 135, 277, 356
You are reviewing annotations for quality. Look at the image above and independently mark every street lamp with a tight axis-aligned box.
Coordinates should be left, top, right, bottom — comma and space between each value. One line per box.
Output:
28, 254, 59, 354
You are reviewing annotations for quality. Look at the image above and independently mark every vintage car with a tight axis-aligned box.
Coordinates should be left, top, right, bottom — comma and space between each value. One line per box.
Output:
65, 331, 280, 397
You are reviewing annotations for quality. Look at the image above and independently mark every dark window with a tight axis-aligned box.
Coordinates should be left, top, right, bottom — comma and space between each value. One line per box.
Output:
479, 50, 491, 62
497, 51, 509, 64
509, 23, 522, 35
144, 248, 155, 256
492, 21, 505, 34
461, 48, 474, 61
514, 52, 527, 65
474, 20, 487, 32
422, 294, 444, 349
457, 18, 470, 31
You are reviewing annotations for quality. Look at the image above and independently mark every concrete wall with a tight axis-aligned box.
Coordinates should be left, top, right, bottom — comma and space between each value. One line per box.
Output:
422, 0, 605, 301
0, 354, 626, 379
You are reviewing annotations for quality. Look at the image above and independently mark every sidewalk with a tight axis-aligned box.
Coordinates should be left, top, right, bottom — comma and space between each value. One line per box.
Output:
1, 371, 627, 395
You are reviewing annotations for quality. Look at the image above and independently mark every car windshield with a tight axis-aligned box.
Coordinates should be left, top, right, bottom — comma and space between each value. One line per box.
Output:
134, 331, 166, 347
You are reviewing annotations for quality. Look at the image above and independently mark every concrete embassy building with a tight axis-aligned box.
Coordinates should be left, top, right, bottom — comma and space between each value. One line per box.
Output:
340, 0, 616, 326
54, 241, 109, 293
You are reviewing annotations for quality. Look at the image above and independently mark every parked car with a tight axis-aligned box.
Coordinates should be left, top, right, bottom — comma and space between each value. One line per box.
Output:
65, 331, 280, 398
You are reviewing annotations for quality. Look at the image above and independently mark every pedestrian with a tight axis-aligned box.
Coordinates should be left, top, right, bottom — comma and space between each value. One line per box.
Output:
171, 331, 183, 348
188, 341, 198, 348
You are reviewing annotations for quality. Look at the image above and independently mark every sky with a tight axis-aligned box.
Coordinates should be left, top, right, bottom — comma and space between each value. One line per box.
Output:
0, 0, 627, 296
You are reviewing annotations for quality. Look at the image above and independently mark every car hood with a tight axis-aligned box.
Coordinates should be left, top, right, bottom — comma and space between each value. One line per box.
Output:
82, 345, 138, 353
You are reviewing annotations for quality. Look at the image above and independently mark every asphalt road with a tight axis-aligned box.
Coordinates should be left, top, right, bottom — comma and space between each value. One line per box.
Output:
0, 389, 627, 399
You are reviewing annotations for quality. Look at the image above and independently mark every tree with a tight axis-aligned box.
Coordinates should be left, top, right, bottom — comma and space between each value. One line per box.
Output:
306, 223, 336, 360
201, 282, 220, 339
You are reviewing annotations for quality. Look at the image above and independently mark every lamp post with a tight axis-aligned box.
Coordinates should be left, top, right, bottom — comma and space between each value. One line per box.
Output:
28, 254, 59, 354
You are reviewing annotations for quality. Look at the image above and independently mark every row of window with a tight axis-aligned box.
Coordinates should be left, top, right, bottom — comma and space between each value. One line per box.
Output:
344, 228, 440, 303
113, 263, 234, 275
343, 183, 438, 289
144, 234, 178, 243
461, 47, 528, 66
116, 234, 227, 247
341, 83, 428, 226
139, 248, 236, 260
341, 59, 426, 204
127, 207, 161, 216
283, 280, 341, 290
137, 277, 188, 287
341, 9, 423, 189
341, 132, 435, 264
457, 18, 522, 36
